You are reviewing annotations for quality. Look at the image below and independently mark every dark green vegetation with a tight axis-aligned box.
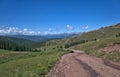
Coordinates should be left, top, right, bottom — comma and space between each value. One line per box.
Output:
0, 23, 120, 77
0, 36, 35, 51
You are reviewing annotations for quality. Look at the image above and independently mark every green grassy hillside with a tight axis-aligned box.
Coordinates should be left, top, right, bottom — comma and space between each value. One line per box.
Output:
67, 23, 120, 62
0, 36, 70, 77
63, 23, 120, 45
0, 46, 69, 77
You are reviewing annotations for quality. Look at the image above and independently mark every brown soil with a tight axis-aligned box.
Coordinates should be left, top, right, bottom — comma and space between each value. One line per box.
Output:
99, 44, 120, 53
0, 54, 4, 58
113, 23, 120, 28
48, 50, 120, 77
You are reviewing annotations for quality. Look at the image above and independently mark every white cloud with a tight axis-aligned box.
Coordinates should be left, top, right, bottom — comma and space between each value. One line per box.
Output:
7, 27, 19, 33
66, 25, 73, 30
19, 30, 23, 33
23, 28, 28, 31
29, 31, 34, 34
0, 26, 41, 35
81, 25, 89, 29
0, 30, 6, 33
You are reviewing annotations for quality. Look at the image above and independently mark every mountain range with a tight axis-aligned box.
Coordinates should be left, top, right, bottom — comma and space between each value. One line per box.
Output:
0, 32, 81, 42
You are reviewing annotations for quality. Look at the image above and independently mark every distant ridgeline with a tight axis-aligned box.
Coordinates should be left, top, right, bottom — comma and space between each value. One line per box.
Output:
0, 36, 35, 51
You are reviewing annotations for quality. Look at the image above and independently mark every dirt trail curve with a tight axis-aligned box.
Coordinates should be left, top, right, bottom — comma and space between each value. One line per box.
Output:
48, 49, 120, 77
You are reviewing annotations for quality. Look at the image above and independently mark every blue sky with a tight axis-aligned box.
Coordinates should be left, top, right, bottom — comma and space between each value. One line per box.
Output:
0, 0, 120, 35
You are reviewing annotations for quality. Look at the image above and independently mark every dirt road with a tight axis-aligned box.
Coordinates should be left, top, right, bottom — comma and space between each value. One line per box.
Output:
48, 50, 120, 77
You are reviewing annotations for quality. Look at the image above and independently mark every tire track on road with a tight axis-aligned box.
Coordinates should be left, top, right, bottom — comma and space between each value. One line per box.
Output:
73, 56, 100, 77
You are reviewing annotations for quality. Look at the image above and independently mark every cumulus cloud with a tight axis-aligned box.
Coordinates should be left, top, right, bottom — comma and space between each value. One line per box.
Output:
66, 25, 73, 30
0, 26, 19, 35
23, 28, 28, 31
28, 31, 35, 34
80, 25, 89, 29
7, 27, 19, 33
0, 26, 40, 35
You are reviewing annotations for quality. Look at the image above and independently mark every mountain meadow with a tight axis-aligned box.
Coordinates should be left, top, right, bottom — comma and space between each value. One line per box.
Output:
0, 23, 120, 77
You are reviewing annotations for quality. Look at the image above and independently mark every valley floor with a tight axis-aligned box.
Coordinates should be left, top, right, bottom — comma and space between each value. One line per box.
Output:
48, 50, 120, 77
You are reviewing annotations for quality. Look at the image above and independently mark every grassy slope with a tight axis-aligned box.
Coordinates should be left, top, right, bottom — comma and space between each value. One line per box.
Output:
70, 23, 120, 62
0, 35, 68, 77
0, 44, 68, 77
64, 24, 120, 44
